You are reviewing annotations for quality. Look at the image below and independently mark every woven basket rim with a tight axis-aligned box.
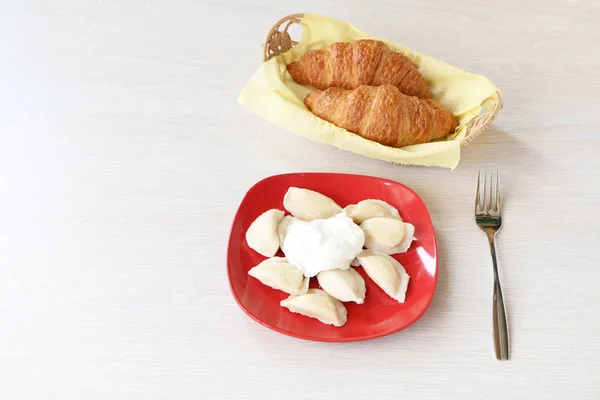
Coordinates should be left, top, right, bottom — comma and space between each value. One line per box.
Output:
262, 13, 502, 149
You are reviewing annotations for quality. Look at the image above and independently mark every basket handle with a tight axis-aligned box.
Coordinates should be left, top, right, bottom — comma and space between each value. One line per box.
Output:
460, 91, 503, 147
263, 14, 304, 62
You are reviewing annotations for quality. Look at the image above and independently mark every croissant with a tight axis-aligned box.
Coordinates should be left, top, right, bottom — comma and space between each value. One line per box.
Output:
304, 85, 458, 148
287, 39, 431, 99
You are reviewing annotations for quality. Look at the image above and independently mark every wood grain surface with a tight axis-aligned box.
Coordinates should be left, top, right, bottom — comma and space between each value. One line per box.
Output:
1, 0, 599, 399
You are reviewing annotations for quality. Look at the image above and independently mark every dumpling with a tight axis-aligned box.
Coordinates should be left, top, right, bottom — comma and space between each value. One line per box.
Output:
360, 217, 415, 254
277, 215, 298, 250
357, 250, 410, 303
344, 199, 402, 224
317, 268, 366, 304
280, 289, 347, 327
283, 187, 342, 221
350, 258, 361, 267
245, 209, 285, 257
248, 257, 309, 295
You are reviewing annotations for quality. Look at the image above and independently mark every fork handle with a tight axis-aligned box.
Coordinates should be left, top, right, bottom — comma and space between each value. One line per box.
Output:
489, 237, 510, 360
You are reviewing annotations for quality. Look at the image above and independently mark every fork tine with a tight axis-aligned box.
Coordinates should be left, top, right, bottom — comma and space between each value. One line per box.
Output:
475, 171, 481, 211
483, 171, 488, 212
496, 171, 501, 213
489, 170, 494, 212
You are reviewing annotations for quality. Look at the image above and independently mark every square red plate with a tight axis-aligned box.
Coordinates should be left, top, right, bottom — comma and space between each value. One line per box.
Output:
227, 173, 437, 342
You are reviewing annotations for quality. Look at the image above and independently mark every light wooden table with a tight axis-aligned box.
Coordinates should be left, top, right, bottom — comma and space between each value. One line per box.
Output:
2, 1, 599, 399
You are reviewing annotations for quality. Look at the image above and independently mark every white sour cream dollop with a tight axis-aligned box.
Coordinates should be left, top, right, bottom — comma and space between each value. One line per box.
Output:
283, 213, 365, 278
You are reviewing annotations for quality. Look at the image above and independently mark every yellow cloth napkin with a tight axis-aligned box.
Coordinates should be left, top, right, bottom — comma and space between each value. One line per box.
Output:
237, 13, 500, 169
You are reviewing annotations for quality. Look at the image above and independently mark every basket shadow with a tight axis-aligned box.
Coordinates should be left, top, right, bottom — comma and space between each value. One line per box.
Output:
459, 125, 538, 170
459, 125, 539, 214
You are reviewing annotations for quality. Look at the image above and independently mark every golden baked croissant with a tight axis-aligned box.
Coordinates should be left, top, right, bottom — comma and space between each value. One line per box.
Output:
304, 85, 458, 148
288, 39, 431, 99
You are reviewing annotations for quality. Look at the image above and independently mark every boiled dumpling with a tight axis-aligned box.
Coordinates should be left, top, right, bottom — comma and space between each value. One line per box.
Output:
280, 289, 347, 327
277, 215, 298, 250
357, 250, 410, 303
245, 209, 285, 257
283, 187, 342, 221
360, 217, 415, 254
344, 199, 401, 224
317, 268, 366, 304
248, 257, 309, 295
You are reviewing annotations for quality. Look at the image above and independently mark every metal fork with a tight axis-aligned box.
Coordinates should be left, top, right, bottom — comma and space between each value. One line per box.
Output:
475, 170, 510, 360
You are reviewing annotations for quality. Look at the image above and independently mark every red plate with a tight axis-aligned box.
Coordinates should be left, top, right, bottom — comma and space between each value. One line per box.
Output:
227, 173, 437, 342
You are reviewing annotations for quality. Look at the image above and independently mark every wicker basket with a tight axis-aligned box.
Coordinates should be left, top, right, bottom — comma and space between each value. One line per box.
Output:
262, 14, 503, 148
